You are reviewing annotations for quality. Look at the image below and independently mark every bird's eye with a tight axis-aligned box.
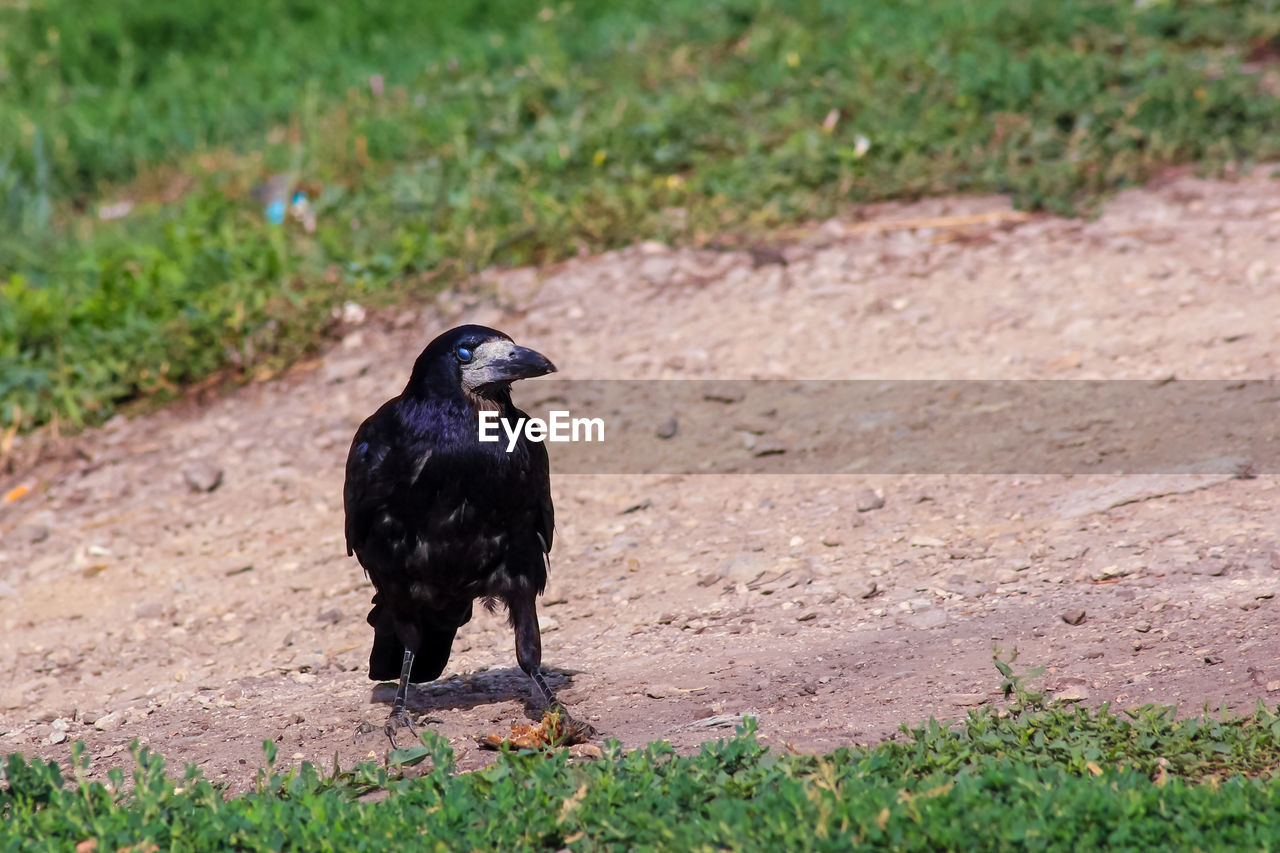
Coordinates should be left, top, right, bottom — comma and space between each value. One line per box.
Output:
456, 346, 473, 363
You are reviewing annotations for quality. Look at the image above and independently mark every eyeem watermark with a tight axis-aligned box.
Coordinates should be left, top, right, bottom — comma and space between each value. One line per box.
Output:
478, 410, 605, 452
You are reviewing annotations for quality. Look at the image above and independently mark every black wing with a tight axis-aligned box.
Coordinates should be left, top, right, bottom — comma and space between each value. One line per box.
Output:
531, 433, 554, 556
342, 398, 432, 558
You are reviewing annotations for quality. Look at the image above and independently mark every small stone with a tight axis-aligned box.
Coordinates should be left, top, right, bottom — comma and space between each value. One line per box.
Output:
316, 608, 342, 625
0, 687, 24, 710
855, 489, 885, 513
182, 462, 224, 494
645, 685, 673, 699
898, 608, 948, 629
541, 616, 560, 632
1055, 685, 1089, 701
93, 712, 123, 732
1266, 680, 1280, 692
788, 536, 805, 548
949, 692, 987, 707
1062, 610, 1087, 626
569, 743, 603, 760
215, 627, 244, 645
996, 569, 1020, 584
821, 536, 841, 547
133, 601, 165, 620
17, 524, 50, 544
1134, 621, 1152, 633
796, 612, 817, 622
48, 730, 68, 744
1270, 550, 1280, 571
655, 418, 678, 440
909, 535, 945, 548
294, 653, 326, 672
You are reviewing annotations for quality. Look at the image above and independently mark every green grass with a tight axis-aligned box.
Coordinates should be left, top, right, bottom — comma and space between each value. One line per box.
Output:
3, 0, 1280, 430
4, 700, 1280, 851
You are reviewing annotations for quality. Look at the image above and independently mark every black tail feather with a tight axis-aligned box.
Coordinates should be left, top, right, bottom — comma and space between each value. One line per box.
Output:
366, 601, 469, 683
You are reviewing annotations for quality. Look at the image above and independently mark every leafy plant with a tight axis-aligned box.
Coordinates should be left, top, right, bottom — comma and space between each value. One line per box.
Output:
4, 678, 1280, 851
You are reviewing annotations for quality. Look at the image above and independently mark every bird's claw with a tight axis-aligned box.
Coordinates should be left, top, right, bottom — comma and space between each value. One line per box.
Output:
384, 709, 418, 749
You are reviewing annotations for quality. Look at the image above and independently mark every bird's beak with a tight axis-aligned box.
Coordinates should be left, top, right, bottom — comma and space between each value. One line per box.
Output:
495, 344, 557, 382
463, 340, 557, 393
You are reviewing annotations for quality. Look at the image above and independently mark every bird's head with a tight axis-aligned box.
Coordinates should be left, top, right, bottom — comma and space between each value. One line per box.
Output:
407, 325, 557, 401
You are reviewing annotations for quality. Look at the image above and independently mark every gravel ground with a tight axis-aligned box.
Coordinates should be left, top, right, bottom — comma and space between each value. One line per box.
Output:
1, 167, 1278, 787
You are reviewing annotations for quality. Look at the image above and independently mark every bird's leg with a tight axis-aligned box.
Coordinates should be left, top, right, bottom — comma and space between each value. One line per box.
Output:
510, 597, 555, 708
384, 648, 418, 748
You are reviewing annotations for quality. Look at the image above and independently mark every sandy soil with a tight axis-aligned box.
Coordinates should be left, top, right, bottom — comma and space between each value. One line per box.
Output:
1, 168, 1278, 788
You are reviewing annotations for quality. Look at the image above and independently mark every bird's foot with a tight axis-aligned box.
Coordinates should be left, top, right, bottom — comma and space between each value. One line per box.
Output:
542, 703, 599, 743
384, 708, 418, 749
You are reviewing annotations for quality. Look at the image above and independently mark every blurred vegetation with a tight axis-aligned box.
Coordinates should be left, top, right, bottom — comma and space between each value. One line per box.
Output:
2, 0, 1280, 430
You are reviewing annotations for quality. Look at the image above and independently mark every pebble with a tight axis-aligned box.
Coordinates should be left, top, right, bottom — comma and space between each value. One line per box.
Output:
216, 627, 244, 645
909, 535, 945, 548
17, 524, 50, 544
796, 612, 817, 622
0, 688, 23, 710
93, 711, 123, 732
134, 601, 166, 620
645, 685, 673, 699
1133, 621, 1152, 633
996, 569, 1020, 584
898, 608, 947, 629
1055, 685, 1089, 701
569, 743, 603, 760
1062, 610, 1087, 626
655, 418, 678, 439
948, 692, 987, 706
855, 489, 885, 513
1095, 565, 1130, 581
294, 653, 326, 672
316, 608, 343, 625
182, 462, 224, 494
1271, 550, 1280, 571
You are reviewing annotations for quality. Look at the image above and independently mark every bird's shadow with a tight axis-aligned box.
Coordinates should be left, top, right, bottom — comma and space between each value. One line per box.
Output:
370, 666, 578, 721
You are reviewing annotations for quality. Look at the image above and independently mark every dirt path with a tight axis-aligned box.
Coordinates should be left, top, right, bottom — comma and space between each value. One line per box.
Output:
1, 169, 1278, 787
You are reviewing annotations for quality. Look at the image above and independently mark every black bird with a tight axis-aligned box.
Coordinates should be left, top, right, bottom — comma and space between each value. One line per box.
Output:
343, 325, 558, 739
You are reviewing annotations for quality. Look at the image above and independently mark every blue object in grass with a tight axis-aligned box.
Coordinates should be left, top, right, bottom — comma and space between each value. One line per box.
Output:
266, 200, 287, 225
